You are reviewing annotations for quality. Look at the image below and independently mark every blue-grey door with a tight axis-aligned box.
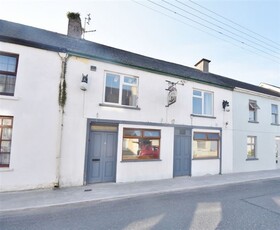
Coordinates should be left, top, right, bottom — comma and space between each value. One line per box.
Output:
173, 128, 191, 177
87, 130, 117, 183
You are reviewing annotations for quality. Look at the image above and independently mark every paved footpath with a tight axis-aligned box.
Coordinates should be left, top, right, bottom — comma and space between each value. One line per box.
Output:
1, 169, 280, 212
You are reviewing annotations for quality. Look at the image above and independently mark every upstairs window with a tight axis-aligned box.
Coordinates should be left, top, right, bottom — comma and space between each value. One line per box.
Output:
271, 104, 278, 125
192, 90, 213, 116
249, 100, 260, 122
0, 116, 13, 167
0, 52, 19, 96
104, 72, 138, 107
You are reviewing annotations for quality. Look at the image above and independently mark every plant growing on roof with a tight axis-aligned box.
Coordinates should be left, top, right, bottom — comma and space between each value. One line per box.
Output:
67, 12, 80, 20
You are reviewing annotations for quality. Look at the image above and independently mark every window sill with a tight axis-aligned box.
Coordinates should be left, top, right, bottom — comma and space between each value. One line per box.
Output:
0, 168, 14, 172
99, 103, 140, 110
192, 157, 219, 160
271, 123, 280, 126
191, 114, 216, 119
121, 159, 162, 163
248, 120, 259, 124
0, 95, 19, 100
246, 158, 259, 161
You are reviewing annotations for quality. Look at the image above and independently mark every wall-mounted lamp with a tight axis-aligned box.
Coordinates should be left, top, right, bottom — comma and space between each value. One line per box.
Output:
80, 74, 88, 91
222, 100, 230, 112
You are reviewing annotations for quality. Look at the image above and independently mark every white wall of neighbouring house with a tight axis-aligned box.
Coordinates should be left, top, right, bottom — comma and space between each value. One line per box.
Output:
0, 42, 61, 191
232, 90, 280, 172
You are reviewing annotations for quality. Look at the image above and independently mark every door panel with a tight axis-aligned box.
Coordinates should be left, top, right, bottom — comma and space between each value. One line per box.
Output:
174, 131, 191, 177
87, 130, 117, 184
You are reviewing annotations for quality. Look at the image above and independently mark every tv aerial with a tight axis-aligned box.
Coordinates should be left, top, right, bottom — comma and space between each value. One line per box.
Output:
83, 13, 96, 39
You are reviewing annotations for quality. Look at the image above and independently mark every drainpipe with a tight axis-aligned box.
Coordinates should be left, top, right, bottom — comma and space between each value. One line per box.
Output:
54, 52, 69, 188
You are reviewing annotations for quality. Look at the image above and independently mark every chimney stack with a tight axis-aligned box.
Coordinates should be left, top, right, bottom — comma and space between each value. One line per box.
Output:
194, 58, 211, 73
67, 12, 82, 39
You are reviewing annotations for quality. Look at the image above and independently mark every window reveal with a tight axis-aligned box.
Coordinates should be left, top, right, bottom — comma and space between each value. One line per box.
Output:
0, 116, 13, 167
104, 72, 138, 107
122, 129, 160, 160
249, 100, 260, 122
0, 52, 19, 96
193, 132, 219, 159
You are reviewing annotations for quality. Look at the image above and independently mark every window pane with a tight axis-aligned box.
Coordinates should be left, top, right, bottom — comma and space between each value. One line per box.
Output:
105, 73, 120, 103
0, 74, 16, 95
193, 97, 202, 114
193, 140, 218, 158
204, 92, 213, 115
122, 138, 160, 160
143, 130, 160, 137
122, 85, 137, 106
208, 133, 219, 140
272, 105, 278, 114
249, 110, 255, 121
123, 129, 141, 137
124, 76, 137, 84
0, 153, 10, 165
193, 90, 201, 96
0, 55, 17, 72
2, 128, 12, 140
0, 141, 11, 152
3, 118, 12, 126
194, 133, 207, 140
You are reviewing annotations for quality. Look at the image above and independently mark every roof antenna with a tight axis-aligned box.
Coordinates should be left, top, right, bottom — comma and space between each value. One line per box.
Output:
83, 13, 96, 39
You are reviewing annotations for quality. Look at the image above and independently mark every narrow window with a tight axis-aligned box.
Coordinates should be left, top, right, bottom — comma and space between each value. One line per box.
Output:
104, 72, 138, 107
0, 116, 13, 167
122, 128, 160, 161
271, 104, 278, 124
0, 52, 19, 96
192, 90, 213, 116
249, 100, 260, 122
247, 136, 257, 159
193, 132, 219, 159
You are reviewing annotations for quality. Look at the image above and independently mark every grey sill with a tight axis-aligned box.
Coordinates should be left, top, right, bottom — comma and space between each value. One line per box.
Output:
99, 103, 140, 110
246, 158, 259, 161
248, 121, 259, 124
121, 159, 162, 163
271, 123, 280, 126
191, 114, 216, 119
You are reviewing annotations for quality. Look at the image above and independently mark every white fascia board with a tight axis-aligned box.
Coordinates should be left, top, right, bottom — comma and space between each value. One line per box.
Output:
234, 87, 280, 100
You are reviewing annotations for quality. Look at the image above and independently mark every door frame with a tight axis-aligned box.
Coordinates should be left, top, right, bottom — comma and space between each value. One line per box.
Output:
84, 121, 118, 185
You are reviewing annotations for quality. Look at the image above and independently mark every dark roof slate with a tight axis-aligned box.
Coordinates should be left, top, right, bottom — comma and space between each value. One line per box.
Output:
0, 19, 279, 97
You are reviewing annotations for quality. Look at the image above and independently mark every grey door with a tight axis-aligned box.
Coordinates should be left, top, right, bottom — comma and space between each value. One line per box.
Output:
87, 130, 117, 183
173, 128, 191, 177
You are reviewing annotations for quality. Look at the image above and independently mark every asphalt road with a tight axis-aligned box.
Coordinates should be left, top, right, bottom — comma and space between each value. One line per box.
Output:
1, 178, 280, 230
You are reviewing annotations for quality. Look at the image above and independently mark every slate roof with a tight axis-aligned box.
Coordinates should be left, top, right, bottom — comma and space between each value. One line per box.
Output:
0, 19, 279, 97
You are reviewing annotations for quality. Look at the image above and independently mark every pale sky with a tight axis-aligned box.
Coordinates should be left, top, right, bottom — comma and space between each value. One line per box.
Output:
1, 0, 280, 86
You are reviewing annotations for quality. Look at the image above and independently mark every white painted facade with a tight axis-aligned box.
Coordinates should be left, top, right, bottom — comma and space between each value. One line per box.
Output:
232, 88, 280, 172
2, 27, 279, 191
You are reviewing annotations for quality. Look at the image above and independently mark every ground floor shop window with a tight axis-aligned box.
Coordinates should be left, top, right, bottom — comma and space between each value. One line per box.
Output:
122, 128, 160, 160
193, 132, 219, 159
247, 136, 257, 159
0, 116, 13, 167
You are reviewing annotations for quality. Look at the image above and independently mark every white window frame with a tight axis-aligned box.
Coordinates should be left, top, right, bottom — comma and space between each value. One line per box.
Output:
103, 72, 138, 107
271, 104, 278, 125
247, 136, 257, 159
192, 89, 214, 116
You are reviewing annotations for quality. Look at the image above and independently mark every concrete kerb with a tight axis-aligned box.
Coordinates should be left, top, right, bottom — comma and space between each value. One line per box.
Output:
1, 170, 280, 213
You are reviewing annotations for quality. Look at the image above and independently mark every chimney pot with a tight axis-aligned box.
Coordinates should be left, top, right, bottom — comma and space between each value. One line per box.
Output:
67, 12, 82, 39
195, 58, 211, 73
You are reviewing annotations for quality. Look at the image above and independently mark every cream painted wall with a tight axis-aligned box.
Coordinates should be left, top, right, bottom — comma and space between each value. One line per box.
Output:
232, 90, 280, 172
0, 42, 61, 191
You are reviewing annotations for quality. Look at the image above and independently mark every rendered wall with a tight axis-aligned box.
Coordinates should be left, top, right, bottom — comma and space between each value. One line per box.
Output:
232, 90, 280, 172
0, 42, 61, 191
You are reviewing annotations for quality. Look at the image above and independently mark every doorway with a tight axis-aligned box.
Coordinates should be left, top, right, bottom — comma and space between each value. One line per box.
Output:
86, 125, 118, 184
